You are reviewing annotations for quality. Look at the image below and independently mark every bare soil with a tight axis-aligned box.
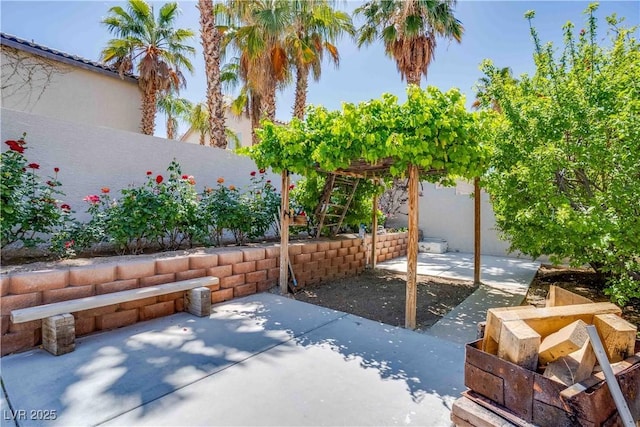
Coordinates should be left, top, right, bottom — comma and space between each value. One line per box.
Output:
290, 265, 640, 334
292, 268, 477, 330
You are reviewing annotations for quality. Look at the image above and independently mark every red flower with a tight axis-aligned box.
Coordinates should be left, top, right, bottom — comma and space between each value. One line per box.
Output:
28, 162, 40, 169
4, 140, 25, 154
182, 175, 188, 179
54, 167, 60, 173
156, 175, 163, 184
250, 171, 256, 176
101, 187, 110, 194
83, 195, 100, 204
299, 211, 306, 216
146, 171, 153, 175
580, 29, 586, 36
47, 181, 55, 187
289, 184, 295, 190
65, 240, 74, 249
60, 204, 71, 211
259, 168, 265, 174
266, 180, 271, 184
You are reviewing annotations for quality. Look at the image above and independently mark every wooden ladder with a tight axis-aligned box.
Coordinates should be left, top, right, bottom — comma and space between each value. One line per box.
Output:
314, 173, 360, 237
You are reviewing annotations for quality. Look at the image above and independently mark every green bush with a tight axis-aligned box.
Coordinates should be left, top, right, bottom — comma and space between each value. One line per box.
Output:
480, 4, 640, 304
1, 134, 73, 248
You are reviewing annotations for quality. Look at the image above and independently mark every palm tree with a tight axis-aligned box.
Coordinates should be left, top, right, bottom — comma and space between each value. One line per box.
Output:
197, 0, 227, 148
188, 102, 210, 146
355, 0, 463, 86
220, 0, 292, 143
101, 0, 195, 135
288, 1, 354, 120
157, 92, 193, 139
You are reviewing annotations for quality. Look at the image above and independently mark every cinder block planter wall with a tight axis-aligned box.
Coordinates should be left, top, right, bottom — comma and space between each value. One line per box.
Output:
0, 232, 409, 356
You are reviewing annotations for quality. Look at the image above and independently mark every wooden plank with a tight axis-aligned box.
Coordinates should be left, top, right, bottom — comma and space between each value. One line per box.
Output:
586, 325, 636, 427
497, 319, 541, 370
405, 164, 418, 329
466, 340, 535, 420
11, 276, 219, 323
484, 306, 535, 354
484, 302, 622, 349
593, 313, 637, 363
539, 319, 589, 365
542, 340, 597, 386
474, 177, 481, 285
371, 194, 378, 268
452, 396, 521, 427
546, 285, 594, 307
279, 170, 290, 294
464, 391, 535, 427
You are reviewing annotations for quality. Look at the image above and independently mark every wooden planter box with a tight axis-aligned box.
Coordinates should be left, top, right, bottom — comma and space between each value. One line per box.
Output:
464, 339, 640, 426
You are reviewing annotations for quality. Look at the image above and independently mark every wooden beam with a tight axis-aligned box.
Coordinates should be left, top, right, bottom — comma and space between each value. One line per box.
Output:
483, 302, 622, 350
405, 164, 419, 329
543, 340, 596, 386
474, 177, 481, 285
279, 170, 290, 294
546, 285, 593, 307
371, 194, 378, 268
538, 319, 589, 365
593, 313, 637, 363
497, 319, 541, 370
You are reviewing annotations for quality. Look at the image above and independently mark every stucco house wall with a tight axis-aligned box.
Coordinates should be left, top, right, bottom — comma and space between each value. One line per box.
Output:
1, 33, 141, 133
180, 109, 253, 149
387, 181, 512, 257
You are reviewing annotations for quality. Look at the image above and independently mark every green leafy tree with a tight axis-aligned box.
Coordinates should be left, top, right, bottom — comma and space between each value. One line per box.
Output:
157, 91, 193, 139
101, 0, 195, 135
480, 4, 640, 304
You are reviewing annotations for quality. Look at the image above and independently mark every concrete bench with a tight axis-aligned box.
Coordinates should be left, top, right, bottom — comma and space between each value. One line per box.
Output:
10, 276, 219, 356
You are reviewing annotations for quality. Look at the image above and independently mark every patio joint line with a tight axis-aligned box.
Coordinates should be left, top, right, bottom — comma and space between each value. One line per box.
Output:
94, 310, 350, 426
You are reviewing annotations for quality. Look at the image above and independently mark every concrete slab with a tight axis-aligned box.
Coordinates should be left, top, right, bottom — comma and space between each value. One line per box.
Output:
377, 253, 540, 344
1, 293, 463, 427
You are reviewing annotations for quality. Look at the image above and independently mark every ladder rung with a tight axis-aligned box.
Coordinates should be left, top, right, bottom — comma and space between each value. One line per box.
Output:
324, 213, 341, 217
327, 203, 344, 208
324, 224, 339, 227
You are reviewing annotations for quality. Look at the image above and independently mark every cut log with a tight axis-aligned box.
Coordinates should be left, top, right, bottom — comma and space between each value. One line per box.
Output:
497, 319, 541, 370
483, 305, 532, 354
538, 320, 589, 365
483, 302, 621, 352
593, 313, 637, 363
545, 285, 593, 307
542, 339, 596, 386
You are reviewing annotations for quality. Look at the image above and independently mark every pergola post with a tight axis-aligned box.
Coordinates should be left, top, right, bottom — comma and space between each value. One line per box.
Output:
370, 194, 378, 268
405, 164, 419, 329
474, 177, 481, 285
279, 170, 290, 294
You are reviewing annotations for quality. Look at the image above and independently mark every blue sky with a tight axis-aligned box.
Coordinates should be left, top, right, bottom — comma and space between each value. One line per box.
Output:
1, 1, 638, 137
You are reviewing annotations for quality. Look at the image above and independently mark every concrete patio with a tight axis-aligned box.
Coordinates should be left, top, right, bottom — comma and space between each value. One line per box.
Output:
1, 252, 540, 426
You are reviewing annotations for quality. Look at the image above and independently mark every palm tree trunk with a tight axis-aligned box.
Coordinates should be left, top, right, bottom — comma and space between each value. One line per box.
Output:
198, 0, 227, 149
199, 132, 205, 146
293, 64, 309, 120
261, 80, 277, 122
166, 116, 175, 140
141, 88, 156, 135
407, 71, 421, 87
250, 92, 262, 145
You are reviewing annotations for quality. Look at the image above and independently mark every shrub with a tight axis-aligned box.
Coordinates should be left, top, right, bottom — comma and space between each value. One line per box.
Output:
1, 134, 73, 248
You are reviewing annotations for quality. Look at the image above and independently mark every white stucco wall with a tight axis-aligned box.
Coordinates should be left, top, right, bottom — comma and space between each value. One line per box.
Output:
181, 109, 253, 149
1, 108, 280, 222
387, 181, 513, 257
1, 46, 141, 133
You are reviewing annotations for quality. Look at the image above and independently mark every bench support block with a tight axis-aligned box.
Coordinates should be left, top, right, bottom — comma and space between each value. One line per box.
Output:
186, 287, 211, 317
42, 314, 75, 356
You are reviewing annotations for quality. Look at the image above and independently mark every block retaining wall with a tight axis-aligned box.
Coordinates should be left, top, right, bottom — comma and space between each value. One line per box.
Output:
0, 232, 408, 356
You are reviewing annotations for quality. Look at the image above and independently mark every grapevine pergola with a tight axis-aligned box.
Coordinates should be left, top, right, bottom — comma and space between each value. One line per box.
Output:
246, 86, 491, 329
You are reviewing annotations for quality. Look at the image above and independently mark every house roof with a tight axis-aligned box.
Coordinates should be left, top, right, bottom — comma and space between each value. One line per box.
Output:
0, 32, 138, 83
